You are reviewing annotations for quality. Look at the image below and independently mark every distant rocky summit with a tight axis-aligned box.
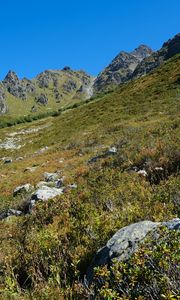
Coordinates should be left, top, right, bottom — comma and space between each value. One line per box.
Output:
93, 33, 180, 94
93, 45, 153, 93
0, 68, 94, 115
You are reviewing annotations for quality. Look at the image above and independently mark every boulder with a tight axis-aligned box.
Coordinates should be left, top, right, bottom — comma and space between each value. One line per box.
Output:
31, 185, 63, 202
86, 219, 180, 283
13, 183, 33, 197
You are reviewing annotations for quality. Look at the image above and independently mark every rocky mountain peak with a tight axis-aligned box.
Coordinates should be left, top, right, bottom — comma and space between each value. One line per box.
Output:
3, 70, 19, 84
132, 33, 180, 79
131, 44, 153, 61
93, 45, 153, 93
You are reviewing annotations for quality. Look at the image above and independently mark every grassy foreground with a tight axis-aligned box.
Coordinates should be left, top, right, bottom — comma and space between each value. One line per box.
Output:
0, 55, 179, 299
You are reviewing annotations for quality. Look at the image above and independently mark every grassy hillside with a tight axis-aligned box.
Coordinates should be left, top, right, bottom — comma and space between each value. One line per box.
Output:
0, 55, 179, 299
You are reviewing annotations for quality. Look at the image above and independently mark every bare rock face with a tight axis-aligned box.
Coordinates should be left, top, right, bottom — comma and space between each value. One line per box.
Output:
2, 70, 27, 100
93, 45, 153, 93
132, 33, 180, 78
36, 93, 48, 105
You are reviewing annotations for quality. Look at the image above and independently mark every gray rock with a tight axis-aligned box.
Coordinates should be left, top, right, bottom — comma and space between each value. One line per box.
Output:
16, 157, 24, 161
4, 158, 13, 164
163, 218, 180, 230
88, 146, 118, 164
13, 183, 33, 197
0, 209, 23, 220
63, 79, 77, 93
31, 185, 63, 202
68, 183, 77, 189
43, 172, 59, 182
24, 166, 37, 173
86, 218, 180, 283
36, 93, 48, 105
7, 209, 23, 217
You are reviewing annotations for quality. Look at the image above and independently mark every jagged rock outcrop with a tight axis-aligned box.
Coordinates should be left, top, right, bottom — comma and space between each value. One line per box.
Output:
132, 33, 180, 78
93, 45, 153, 93
36, 93, 48, 105
2, 70, 27, 99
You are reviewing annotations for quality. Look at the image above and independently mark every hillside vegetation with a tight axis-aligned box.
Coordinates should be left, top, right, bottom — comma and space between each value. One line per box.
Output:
0, 55, 179, 299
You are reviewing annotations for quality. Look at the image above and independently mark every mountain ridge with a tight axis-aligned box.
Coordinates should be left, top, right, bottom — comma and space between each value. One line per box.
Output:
0, 33, 179, 117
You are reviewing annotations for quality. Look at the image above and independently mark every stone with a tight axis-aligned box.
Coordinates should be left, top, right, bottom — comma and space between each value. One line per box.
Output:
86, 218, 180, 283
163, 218, 180, 230
137, 169, 148, 177
88, 146, 118, 164
43, 172, 59, 182
68, 183, 77, 189
4, 158, 13, 164
24, 167, 37, 173
0, 209, 23, 220
13, 184, 33, 197
31, 185, 63, 202
7, 209, 23, 217
36, 93, 48, 105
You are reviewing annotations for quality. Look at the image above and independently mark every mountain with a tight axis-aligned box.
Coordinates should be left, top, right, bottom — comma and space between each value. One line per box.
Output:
93, 44, 153, 93
93, 33, 180, 94
132, 33, 180, 78
0, 67, 94, 115
0, 52, 179, 299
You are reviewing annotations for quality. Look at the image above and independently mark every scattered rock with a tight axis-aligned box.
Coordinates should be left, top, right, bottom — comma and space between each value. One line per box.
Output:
137, 169, 148, 177
44, 172, 59, 182
31, 185, 63, 202
7, 209, 23, 217
35, 146, 49, 154
63, 79, 77, 93
88, 146, 118, 164
16, 157, 24, 161
13, 184, 33, 197
4, 158, 13, 164
24, 166, 37, 173
0, 209, 23, 220
36, 93, 48, 105
68, 183, 77, 189
0, 137, 22, 150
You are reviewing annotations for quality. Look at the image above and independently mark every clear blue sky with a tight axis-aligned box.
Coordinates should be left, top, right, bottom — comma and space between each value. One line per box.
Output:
0, 0, 179, 79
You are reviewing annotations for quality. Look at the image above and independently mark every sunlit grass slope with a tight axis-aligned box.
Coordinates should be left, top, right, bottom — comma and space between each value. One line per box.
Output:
0, 55, 179, 299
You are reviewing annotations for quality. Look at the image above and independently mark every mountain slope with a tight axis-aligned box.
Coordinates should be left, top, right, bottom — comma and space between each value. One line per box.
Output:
0, 54, 179, 299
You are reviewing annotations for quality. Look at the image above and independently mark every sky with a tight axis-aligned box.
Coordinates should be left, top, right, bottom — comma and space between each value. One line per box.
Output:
0, 0, 179, 79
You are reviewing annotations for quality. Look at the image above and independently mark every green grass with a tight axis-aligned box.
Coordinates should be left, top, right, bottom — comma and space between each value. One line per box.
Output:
0, 55, 179, 299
